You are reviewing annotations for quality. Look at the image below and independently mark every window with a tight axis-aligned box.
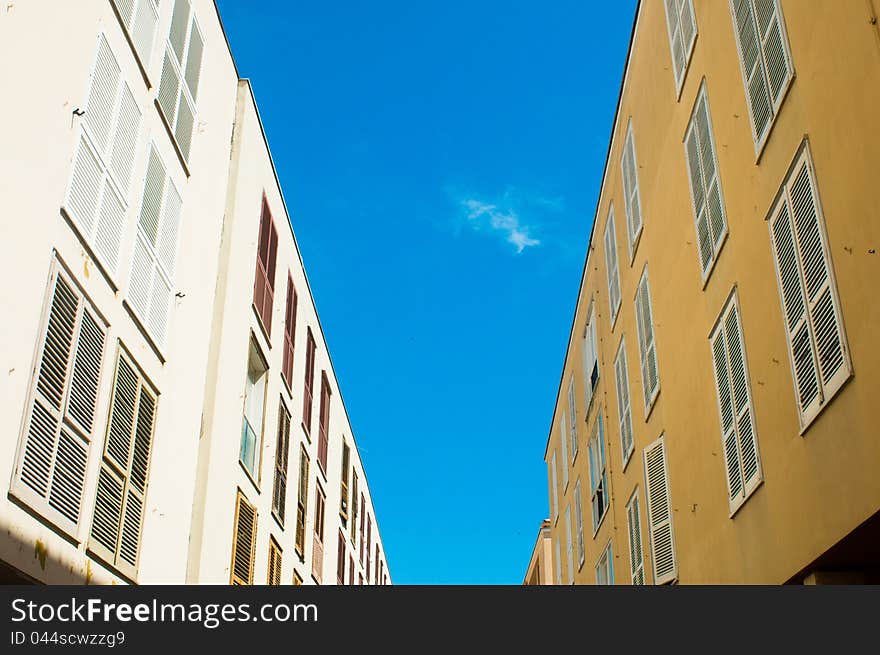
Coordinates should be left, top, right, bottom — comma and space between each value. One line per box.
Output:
128, 144, 183, 348
587, 414, 609, 533
157, 0, 204, 161
268, 537, 282, 586
366, 514, 373, 584
768, 144, 850, 429
711, 290, 763, 514
621, 119, 644, 259
644, 435, 677, 584
604, 206, 622, 325
317, 373, 331, 475
252, 197, 278, 338
614, 338, 634, 466
554, 536, 562, 585
312, 485, 325, 583
559, 412, 569, 490
340, 442, 350, 523
729, 0, 794, 153
240, 340, 267, 481
337, 530, 346, 585
112, 0, 159, 69
663, 0, 697, 95
549, 450, 559, 522
301, 328, 316, 436
350, 471, 359, 543
294, 445, 309, 558
271, 402, 291, 524
359, 493, 365, 564
684, 83, 728, 280
375, 544, 381, 584
230, 491, 257, 585
582, 306, 600, 410
349, 556, 355, 586
281, 275, 297, 390
626, 490, 645, 585
596, 541, 614, 585
89, 349, 158, 579
292, 570, 303, 586
635, 267, 660, 414
564, 505, 574, 584
66, 34, 141, 277
567, 377, 577, 460
11, 262, 108, 538
574, 479, 585, 568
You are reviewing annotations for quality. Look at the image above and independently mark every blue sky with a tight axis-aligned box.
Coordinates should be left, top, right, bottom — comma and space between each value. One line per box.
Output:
216, 0, 637, 584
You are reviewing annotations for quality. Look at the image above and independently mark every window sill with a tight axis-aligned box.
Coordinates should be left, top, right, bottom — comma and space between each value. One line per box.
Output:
591, 507, 610, 539
121, 299, 167, 364
628, 227, 644, 267
301, 421, 312, 443
85, 544, 137, 585
644, 385, 660, 423
108, 0, 153, 91
59, 207, 120, 294
251, 302, 272, 349
674, 32, 698, 103
271, 510, 284, 532
699, 229, 729, 291
621, 446, 634, 473
238, 459, 261, 495
153, 99, 191, 178
728, 477, 764, 519
609, 302, 621, 334
753, 72, 796, 166
798, 370, 854, 436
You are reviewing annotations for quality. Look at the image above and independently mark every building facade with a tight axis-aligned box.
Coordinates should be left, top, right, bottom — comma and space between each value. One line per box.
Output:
0, 0, 390, 586
523, 520, 553, 585
543, 0, 880, 585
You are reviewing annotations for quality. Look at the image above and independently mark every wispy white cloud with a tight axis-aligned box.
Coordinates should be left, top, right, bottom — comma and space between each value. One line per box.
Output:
460, 197, 541, 254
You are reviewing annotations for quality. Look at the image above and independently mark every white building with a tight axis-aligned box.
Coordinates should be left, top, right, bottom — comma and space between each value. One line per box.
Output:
0, 0, 390, 586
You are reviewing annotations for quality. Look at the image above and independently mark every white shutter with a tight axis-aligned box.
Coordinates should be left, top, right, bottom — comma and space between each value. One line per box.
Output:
131, 0, 159, 67
89, 351, 158, 579
604, 208, 621, 323
169, 0, 191, 62
13, 264, 108, 537
184, 20, 204, 101
635, 269, 660, 413
567, 377, 577, 460
560, 413, 569, 489
549, 451, 559, 522
664, 0, 697, 92
84, 37, 121, 155
768, 147, 849, 429
574, 480, 584, 566
615, 339, 634, 463
582, 308, 599, 410
710, 292, 762, 513
626, 491, 645, 585
554, 536, 562, 585
644, 436, 676, 584
621, 120, 643, 256
730, 0, 793, 148
564, 505, 574, 584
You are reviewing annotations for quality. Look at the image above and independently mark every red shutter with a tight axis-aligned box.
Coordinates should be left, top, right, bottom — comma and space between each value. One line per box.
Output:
359, 494, 365, 564
301, 329, 316, 435
349, 555, 354, 586
337, 530, 345, 585
253, 197, 278, 337
317, 373, 331, 474
282, 276, 297, 389
366, 515, 372, 583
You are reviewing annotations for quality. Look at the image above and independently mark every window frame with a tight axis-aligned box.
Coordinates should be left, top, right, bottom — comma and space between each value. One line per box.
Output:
614, 336, 635, 471
663, 0, 698, 99
603, 204, 622, 329
239, 336, 268, 488
587, 412, 610, 536
621, 118, 644, 263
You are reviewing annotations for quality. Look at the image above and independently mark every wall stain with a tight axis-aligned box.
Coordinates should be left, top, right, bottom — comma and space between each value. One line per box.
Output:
34, 540, 47, 570
85, 560, 93, 585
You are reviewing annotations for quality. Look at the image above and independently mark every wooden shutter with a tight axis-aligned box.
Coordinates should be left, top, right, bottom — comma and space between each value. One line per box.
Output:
626, 491, 645, 585
730, 0, 793, 148
89, 350, 157, 579
567, 378, 577, 459
359, 493, 365, 563
604, 208, 622, 323
268, 538, 282, 586
366, 514, 372, 583
684, 85, 727, 277
253, 198, 278, 337
768, 147, 849, 429
574, 480, 584, 566
340, 443, 350, 521
230, 491, 257, 585
711, 292, 762, 512
644, 436, 676, 584
13, 265, 107, 537
559, 412, 568, 489
317, 373, 331, 474
349, 556, 355, 586
350, 472, 359, 542
302, 329, 316, 435
312, 486, 325, 583
635, 269, 660, 412
615, 339, 634, 463
295, 445, 309, 557
664, 0, 697, 91
621, 120, 643, 256
282, 276, 297, 389
272, 402, 291, 523
337, 530, 346, 585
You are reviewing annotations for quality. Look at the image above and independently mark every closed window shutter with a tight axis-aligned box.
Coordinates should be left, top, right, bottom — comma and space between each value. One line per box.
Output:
587, 415, 609, 532
635, 270, 660, 412
574, 480, 584, 566
559, 413, 568, 489
113, 0, 159, 72
302, 329, 316, 435
230, 491, 257, 585
312, 487, 326, 583
253, 199, 278, 337
340, 443, 350, 521
685, 86, 727, 276
626, 492, 645, 585
567, 378, 577, 459
644, 436, 676, 584
282, 276, 297, 389
66, 35, 142, 276
768, 148, 849, 428
129, 144, 182, 348
272, 403, 291, 523
604, 208, 622, 322
88, 351, 157, 579
711, 293, 762, 512
583, 310, 599, 408
359, 494, 365, 564
664, 0, 697, 91
730, 0, 793, 147
268, 538, 282, 586
554, 537, 562, 585
621, 121, 643, 256
564, 506, 573, 584
13, 266, 108, 536
350, 472, 359, 543
366, 515, 373, 582
295, 446, 309, 557
317, 373, 331, 474
337, 530, 346, 585
615, 339, 634, 463
549, 451, 558, 522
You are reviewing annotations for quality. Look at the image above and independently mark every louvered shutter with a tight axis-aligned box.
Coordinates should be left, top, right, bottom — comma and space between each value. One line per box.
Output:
730, 0, 793, 148
282, 276, 297, 389
615, 340, 634, 462
626, 492, 645, 585
604, 208, 621, 322
567, 378, 577, 459
644, 436, 676, 584
769, 149, 849, 428
295, 446, 309, 557
574, 480, 584, 566
635, 270, 660, 412
129, 0, 159, 67
554, 537, 562, 585
711, 293, 762, 512
317, 373, 331, 474
337, 530, 346, 585
313, 489, 326, 583
230, 491, 257, 585
272, 403, 291, 523
253, 199, 277, 337
268, 539, 282, 586
549, 451, 558, 521
559, 413, 568, 489
13, 266, 107, 537
621, 122, 643, 255
89, 351, 157, 579
664, 0, 697, 91
302, 329, 316, 434
359, 494, 365, 564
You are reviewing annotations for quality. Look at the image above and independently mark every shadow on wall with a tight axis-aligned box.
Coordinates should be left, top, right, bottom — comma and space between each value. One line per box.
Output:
0, 513, 91, 585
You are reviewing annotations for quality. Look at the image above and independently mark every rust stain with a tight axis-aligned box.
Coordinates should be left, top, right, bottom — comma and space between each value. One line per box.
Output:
85, 559, 93, 585
83, 256, 91, 279
34, 539, 48, 571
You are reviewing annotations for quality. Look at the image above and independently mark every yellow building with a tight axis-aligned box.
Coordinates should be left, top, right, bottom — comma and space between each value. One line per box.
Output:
543, 0, 880, 585
523, 520, 554, 585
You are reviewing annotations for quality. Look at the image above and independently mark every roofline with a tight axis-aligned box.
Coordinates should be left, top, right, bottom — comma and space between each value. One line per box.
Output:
542, 0, 643, 461
522, 518, 552, 584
